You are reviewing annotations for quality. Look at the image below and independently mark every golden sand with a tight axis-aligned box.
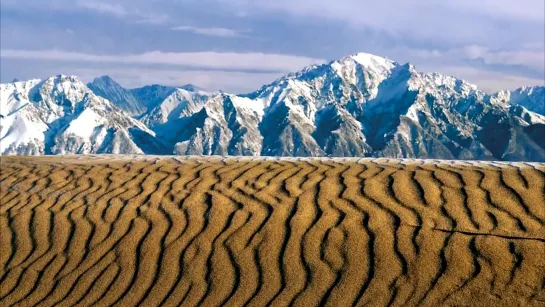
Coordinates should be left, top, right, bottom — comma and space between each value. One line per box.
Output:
1, 156, 544, 306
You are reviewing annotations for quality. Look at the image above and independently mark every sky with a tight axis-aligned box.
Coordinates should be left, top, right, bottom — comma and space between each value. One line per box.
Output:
1, 0, 544, 93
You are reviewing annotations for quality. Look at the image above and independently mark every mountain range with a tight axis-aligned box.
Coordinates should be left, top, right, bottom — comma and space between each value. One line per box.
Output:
1, 52, 544, 161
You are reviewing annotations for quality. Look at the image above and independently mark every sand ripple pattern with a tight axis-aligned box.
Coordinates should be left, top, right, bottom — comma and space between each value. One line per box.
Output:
1, 156, 545, 307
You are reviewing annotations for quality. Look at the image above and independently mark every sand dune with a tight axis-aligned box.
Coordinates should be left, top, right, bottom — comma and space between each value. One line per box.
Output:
1, 156, 544, 306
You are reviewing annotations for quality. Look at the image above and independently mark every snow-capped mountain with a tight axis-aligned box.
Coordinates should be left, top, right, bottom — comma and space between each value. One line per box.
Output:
2, 53, 544, 161
1, 75, 167, 155
240, 53, 545, 160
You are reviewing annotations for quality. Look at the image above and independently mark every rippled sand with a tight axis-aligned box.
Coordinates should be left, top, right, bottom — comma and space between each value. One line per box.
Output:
1, 156, 544, 306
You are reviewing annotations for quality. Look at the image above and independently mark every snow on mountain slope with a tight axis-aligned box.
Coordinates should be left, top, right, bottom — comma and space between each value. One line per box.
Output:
1, 75, 166, 155
1, 79, 42, 115
0, 106, 48, 155
1, 80, 49, 154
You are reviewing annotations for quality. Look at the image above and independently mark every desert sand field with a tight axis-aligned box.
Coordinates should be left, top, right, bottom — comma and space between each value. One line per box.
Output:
1, 155, 544, 307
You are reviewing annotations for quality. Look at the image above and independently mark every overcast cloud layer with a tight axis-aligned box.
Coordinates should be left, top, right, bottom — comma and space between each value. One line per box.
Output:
1, 0, 543, 93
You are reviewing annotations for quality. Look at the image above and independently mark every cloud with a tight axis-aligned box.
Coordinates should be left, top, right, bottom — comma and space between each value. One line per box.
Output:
417, 65, 545, 93
1, 0, 542, 93
171, 26, 246, 37
0, 61, 283, 93
76, 1, 127, 17
468, 49, 545, 69
384, 44, 544, 91
222, 0, 544, 24
132, 14, 171, 25
219, 0, 544, 46
73, 67, 282, 93
442, 0, 545, 22
401, 45, 545, 72
0, 49, 325, 72
3, 52, 542, 94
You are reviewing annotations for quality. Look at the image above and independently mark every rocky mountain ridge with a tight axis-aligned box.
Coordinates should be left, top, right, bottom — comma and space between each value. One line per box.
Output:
2, 52, 544, 161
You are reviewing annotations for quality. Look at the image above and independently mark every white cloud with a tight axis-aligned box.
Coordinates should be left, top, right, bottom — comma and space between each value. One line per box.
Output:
76, 1, 127, 17
131, 14, 171, 25
75, 1, 171, 25
400, 45, 545, 72
2, 0, 542, 94
94, 68, 281, 93
171, 26, 245, 37
384, 45, 544, 92
220, 0, 544, 45
442, 0, 545, 22
26, 66, 283, 93
418, 65, 545, 93
3, 51, 542, 93
224, 0, 544, 24
474, 49, 545, 69
0, 49, 325, 72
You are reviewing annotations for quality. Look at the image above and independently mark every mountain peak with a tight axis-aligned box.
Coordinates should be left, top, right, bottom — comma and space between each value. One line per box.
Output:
349, 52, 397, 69
41, 75, 86, 91
87, 75, 147, 116
53, 74, 77, 79
43, 74, 82, 85
92, 75, 117, 84
180, 84, 205, 92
